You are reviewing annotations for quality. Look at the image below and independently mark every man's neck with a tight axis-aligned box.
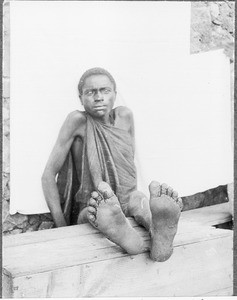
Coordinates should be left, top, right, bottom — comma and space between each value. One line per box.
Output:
87, 111, 114, 126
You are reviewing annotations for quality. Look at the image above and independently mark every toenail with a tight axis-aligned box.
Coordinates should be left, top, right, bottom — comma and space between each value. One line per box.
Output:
177, 198, 183, 210
149, 181, 160, 188
105, 191, 113, 198
172, 191, 178, 199
88, 207, 95, 213
90, 199, 97, 207
89, 215, 95, 221
97, 195, 104, 204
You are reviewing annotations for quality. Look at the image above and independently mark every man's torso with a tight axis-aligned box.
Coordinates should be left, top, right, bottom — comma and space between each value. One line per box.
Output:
70, 106, 134, 180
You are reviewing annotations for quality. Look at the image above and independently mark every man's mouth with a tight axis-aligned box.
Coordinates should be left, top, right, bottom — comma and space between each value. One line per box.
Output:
94, 106, 106, 110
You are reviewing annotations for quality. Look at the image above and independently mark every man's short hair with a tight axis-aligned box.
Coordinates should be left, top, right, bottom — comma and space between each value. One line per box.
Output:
78, 67, 117, 95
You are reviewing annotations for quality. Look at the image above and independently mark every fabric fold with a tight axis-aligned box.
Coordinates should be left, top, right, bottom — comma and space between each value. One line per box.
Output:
57, 113, 137, 224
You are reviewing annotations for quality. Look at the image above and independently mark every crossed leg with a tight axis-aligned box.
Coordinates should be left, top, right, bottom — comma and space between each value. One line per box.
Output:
127, 181, 183, 261
86, 182, 148, 255
85, 181, 182, 261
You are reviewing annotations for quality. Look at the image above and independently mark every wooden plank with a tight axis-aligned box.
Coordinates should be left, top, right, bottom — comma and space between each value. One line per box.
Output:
198, 286, 233, 296
73, 235, 233, 297
3, 226, 232, 278
9, 234, 232, 297
3, 203, 232, 297
2, 270, 13, 298
4, 203, 231, 248
179, 203, 232, 227
3, 223, 103, 248
3, 219, 145, 248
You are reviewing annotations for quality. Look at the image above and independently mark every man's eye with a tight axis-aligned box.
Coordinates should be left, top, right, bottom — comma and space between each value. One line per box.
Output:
103, 89, 110, 94
85, 90, 93, 96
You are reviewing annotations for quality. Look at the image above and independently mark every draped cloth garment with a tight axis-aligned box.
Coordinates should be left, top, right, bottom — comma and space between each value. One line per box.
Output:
57, 113, 137, 225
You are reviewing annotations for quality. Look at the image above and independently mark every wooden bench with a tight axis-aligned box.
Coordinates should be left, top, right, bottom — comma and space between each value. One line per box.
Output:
3, 203, 233, 297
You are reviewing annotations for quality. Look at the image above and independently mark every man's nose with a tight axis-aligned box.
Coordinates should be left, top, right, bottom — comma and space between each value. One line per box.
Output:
94, 90, 103, 101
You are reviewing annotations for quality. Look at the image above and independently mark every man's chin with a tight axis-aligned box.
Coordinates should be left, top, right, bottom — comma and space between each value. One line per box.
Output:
89, 110, 107, 118
94, 111, 106, 116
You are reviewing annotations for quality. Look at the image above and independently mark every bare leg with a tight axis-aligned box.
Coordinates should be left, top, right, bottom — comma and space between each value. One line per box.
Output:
87, 182, 148, 255
127, 191, 152, 231
149, 181, 183, 262
127, 183, 182, 262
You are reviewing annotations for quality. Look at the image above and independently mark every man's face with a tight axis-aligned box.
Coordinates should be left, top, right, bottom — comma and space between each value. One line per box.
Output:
80, 74, 116, 119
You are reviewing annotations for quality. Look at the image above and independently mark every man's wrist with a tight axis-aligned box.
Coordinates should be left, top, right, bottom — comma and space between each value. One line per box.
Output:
53, 212, 67, 227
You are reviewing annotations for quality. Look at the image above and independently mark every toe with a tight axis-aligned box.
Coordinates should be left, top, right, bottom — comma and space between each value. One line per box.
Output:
88, 214, 97, 227
161, 183, 168, 195
167, 186, 173, 197
88, 197, 99, 208
176, 197, 183, 210
87, 208, 98, 226
172, 190, 178, 200
91, 191, 99, 199
149, 181, 161, 197
97, 181, 114, 199
88, 206, 96, 215
91, 191, 103, 203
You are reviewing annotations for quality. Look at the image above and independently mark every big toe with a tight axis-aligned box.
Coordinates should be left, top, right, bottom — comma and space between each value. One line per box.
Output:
149, 181, 161, 197
97, 181, 114, 199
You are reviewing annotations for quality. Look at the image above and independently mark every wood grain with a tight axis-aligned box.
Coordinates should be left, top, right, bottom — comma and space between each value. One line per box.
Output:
3, 223, 231, 277
9, 234, 232, 297
3, 203, 233, 297
4, 202, 231, 248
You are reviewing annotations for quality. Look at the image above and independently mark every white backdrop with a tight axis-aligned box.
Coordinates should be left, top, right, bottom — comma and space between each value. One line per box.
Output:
10, 1, 233, 214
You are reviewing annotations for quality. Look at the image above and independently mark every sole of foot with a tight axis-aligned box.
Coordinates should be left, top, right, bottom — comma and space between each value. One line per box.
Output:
87, 181, 146, 255
149, 181, 182, 262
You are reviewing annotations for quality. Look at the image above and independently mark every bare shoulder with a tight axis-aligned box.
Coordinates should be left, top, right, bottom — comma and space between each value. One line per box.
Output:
113, 106, 134, 134
114, 106, 134, 120
66, 110, 86, 126
62, 110, 86, 138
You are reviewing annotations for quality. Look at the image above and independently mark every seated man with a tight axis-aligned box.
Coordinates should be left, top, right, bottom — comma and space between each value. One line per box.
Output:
42, 67, 183, 262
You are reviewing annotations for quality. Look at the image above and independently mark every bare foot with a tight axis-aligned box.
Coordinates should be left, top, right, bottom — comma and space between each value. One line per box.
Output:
87, 181, 147, 255
149, 181, 182, 262
127, 191, 152, 231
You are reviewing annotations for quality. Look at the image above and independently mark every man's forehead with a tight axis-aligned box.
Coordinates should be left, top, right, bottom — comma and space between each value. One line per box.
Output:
83, 74, 114, 88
